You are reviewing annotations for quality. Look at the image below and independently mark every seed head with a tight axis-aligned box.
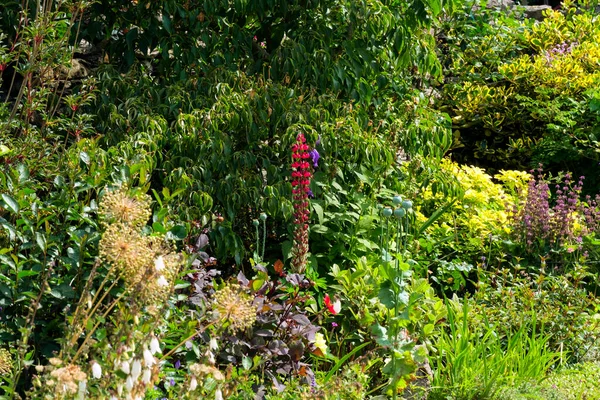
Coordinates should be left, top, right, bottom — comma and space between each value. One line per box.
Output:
99, 224, 152, 285
50, 364, 87, 395
213, 284, 256, 332
99, 186, 152, 228
139, 252, 183, 306
0, 349, 11, 376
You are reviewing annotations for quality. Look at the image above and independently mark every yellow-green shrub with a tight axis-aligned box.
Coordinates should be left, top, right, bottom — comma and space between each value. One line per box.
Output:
418, 159, 529, 255
437, 1, 600, 186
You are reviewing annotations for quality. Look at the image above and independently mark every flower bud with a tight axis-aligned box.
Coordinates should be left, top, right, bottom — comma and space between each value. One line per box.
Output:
393, 195, 402, 205
383, 208, 393, 217
394, 208, 406, 219
189, 376, 198, 391
401, 200, 413, 210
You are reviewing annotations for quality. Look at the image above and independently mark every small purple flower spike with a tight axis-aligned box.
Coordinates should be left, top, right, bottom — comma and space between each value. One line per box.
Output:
309, 148, 320, 168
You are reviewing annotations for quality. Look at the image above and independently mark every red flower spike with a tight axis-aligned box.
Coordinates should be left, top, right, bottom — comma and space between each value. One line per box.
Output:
290, 133, 316, 273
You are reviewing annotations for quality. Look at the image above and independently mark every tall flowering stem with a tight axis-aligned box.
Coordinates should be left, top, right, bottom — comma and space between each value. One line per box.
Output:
512, 168, 589, 256
291, 133, 312, 272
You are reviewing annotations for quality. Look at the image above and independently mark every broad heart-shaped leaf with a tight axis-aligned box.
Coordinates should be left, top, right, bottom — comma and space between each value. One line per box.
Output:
1, 194, 19, 214
371, 323, 391, 347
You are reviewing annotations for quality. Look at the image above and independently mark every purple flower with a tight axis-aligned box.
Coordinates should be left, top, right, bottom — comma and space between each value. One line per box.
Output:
307, 189, 314, 198
174, 359, 181, 369
309, 149, 320, 168
316, 135, 322, 147
169, 378, 175, 386
332, 322, 338, 328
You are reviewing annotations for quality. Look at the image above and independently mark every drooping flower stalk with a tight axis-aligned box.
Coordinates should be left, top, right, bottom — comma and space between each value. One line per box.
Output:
291, 133, 312, 272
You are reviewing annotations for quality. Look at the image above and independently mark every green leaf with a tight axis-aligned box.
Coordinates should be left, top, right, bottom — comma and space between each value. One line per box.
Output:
167, 225, 187, 240
242, 356, 252, 370
0, 145, 11, 157
152, 222, 167, 233
17, 270, 39, 279
378, 286, 396, 309
174, 280, 191, 290
79, 151, 90, 165
371, 323, 391, 347
417, 199, 456, 237
50, 284, 76, 299
312, 202, 324, 225
323, 342, 370, 383
16, 163, 29, 183
1, 194, 19, 214
423, 323, 435, 335
282, 240, 293, 260
35, 232, 47, 252
162, 13, 173, 34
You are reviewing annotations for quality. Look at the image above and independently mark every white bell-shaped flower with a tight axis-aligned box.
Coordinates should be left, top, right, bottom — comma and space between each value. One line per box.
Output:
150, 337, 161, 355
131, 359, 142, 381
91, 362, 102, 379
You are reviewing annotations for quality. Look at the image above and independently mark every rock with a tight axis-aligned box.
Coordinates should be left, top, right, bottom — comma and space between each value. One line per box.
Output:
519, 5, 553, 20
76, 39, 94, 55
486, 0, 515, 9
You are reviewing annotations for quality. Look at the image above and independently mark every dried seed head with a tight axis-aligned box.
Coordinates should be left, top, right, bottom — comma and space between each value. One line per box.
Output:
50, 364, 87, 394
138, 252, 183, 306
99, 224, 152, 285
212, 284, 256, 332
99, 187, 152, 228
189, 363, 225, 381
49, 357, 63, 366
0, 349, 11, 375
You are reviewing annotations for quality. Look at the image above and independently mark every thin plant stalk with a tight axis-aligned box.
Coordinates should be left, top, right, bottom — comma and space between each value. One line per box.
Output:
262, 218, 266, 261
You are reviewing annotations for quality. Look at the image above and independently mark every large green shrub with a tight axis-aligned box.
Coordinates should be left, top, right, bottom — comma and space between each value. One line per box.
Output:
436, 0, 600, 187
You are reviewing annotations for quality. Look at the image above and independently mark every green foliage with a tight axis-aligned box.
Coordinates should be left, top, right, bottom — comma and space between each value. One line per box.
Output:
436, 1, 600, 187
0, 148, 102, 348
497, 362, 600, 400
430, 299, 559, 400
331, 253, 446, 397
93, 65, 413, 266
471, 264, 600, 364
81, 0, 459, 104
